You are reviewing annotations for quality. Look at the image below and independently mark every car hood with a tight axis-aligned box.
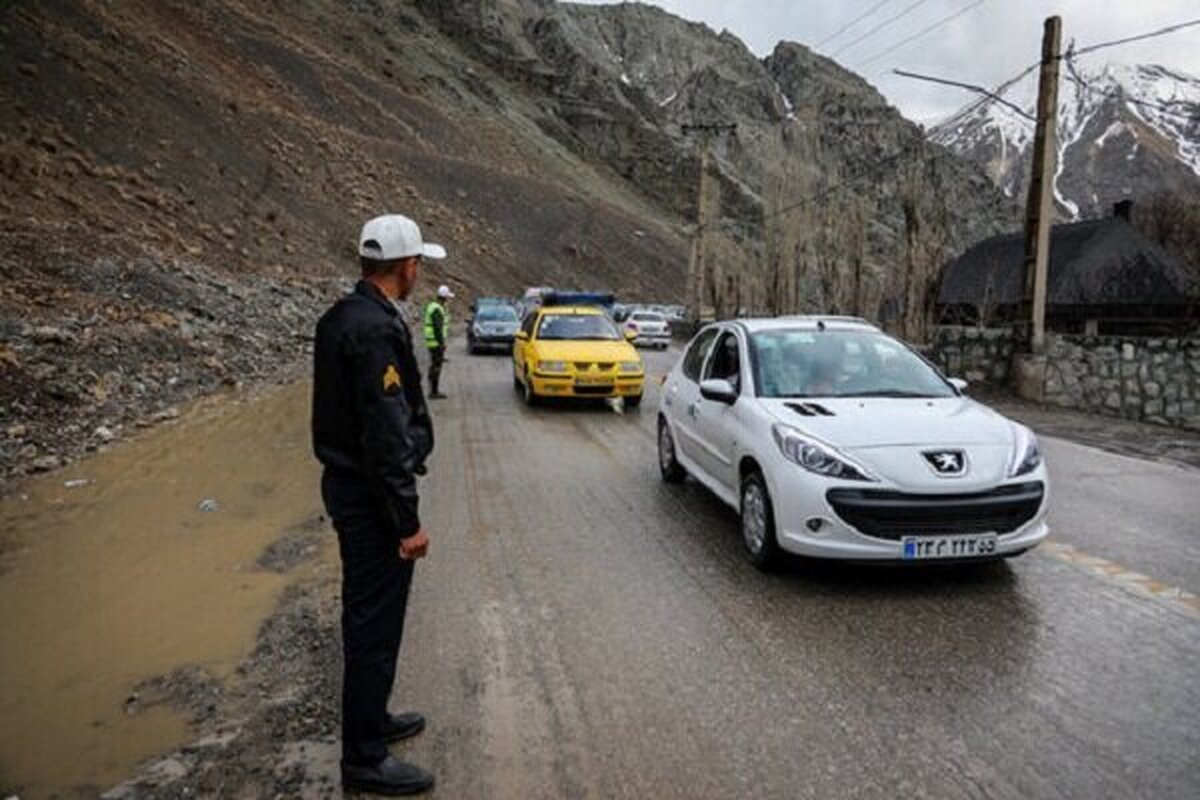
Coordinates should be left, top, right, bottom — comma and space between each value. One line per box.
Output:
760, 396, 1023, 491
759, 396, 1012, 448
532, 340, 638, 362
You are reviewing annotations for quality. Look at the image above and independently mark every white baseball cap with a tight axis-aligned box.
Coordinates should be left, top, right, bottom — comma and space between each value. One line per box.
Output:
437, 285, 455, 299
358, 214, 446, 261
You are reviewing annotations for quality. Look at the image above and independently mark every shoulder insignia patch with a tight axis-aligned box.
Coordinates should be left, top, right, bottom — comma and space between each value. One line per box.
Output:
382, 364, 402, 393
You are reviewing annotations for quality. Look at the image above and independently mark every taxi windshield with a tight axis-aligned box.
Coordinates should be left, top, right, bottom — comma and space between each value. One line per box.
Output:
537, 314, 620, 341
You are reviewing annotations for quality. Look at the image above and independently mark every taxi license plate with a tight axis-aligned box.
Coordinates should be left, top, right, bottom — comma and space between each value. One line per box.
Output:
576, 376, 613, 386
901, 533, 997, 560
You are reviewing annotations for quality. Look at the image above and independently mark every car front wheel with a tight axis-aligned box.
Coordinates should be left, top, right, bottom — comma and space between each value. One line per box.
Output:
657, 417, 686, 483
741, 471, 782, 570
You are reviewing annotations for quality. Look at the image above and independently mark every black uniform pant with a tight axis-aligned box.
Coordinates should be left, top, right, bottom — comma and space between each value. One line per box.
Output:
321, 469, 415, 767
427, 345, 445, 394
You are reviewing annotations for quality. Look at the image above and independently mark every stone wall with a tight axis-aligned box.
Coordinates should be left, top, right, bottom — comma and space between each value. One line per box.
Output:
926, 325, 1016, 385
1041, 335, 1200, 430
926, 326, 1200, 431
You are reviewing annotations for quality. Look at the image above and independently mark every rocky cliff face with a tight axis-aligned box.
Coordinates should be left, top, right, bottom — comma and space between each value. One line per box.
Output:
931, 62, 1200, 221
417, 0, 1018, 325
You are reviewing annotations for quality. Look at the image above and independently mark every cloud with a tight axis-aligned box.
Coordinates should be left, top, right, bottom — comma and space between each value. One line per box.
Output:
570, 1, 1200, 123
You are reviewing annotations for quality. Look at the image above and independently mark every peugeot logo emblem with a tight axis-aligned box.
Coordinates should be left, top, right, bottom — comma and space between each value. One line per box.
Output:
923, 450, 967, 476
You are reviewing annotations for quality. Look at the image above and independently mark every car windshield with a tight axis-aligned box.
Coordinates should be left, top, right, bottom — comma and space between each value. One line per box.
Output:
537, 314, 620, 341
750, 329, 954, 399
477, 307, 518, 322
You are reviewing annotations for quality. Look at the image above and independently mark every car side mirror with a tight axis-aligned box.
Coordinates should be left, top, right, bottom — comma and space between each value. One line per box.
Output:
515, 330, 529, 341
948, 377, 969, 393
700, 378, 738, 405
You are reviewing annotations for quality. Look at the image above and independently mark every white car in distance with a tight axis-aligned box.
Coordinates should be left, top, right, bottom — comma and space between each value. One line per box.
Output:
657, 317, 1049, 569
625, 311, 672, 349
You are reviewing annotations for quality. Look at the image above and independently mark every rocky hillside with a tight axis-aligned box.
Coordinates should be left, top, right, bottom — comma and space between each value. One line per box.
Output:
0, 0, 686, 482
0, 0, 1016, 481
419, 0, 1018, 322
931, 62, 1200, 220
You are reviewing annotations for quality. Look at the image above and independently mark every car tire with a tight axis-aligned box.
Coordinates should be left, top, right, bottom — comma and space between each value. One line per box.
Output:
523, 369, 540, 407
740, 470, 782, 570
657, 416, 686, 483
625, 394, 643, 410
513, 369, 523, 393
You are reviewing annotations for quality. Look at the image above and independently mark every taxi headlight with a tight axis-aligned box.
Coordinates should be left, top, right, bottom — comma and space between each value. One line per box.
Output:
538, 360, 568, 373
771, 423, 875, 481
619, 361, 642, 373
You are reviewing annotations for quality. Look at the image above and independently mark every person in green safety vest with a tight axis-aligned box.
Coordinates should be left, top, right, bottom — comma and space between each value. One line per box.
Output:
422, 285, 454, 399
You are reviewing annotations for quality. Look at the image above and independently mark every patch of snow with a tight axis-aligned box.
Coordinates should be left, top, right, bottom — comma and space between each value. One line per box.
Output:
619, 72, 631, 86
1094, 121, 1126, 148
772, 79, 796, 120
658, 91, 678, 107
1109, 63, 1200, 176
933, 59, 1200, 198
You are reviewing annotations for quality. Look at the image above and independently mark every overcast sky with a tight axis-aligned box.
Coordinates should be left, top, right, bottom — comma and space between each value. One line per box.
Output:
572, 1, 1200, 123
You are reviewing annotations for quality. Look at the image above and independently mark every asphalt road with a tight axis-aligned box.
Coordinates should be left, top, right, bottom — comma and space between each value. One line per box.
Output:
379, 344, 1199, 800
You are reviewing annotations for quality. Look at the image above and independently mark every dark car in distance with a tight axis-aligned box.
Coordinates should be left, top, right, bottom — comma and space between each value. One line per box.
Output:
468, 304, 521, 354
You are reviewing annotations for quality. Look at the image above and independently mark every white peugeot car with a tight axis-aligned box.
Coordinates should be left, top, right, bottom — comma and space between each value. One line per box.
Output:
657, 318, 1049, 569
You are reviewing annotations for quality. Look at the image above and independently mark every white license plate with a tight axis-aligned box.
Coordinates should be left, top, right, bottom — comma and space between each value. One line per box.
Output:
901, 533, 997, 560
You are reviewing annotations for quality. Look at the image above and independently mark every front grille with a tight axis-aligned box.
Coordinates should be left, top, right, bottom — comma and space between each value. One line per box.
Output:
574, 362, 615, 372
826, 482, 1044, 540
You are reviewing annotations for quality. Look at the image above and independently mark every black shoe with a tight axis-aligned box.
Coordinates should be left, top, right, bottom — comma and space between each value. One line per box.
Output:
342, 755, 434, 796
382, 711, 426, 743
429, 392, 448, 399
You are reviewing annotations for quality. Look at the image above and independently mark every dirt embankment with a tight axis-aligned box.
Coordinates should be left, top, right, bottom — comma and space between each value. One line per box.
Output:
0, 0, 688, 479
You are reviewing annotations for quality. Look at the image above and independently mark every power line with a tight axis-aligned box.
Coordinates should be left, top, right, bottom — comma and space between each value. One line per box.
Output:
931, 62, 1039, 131
816, 0, 897, 48
758, 149, 911, 225
831, 0, 934, 57
855, 0, 986, 70
1064, 52, 1200, 123
1067, 17, 1200, 59
893, 68, 1036, 121
905, 14, 1200, 131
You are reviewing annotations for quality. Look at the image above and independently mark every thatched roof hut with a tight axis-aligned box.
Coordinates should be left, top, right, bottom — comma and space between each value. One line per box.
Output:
937, 204, 1196, 334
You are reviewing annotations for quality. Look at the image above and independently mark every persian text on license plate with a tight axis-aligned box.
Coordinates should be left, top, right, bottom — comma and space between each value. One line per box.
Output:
576, 376, 614, 386
902, 533, 997, 560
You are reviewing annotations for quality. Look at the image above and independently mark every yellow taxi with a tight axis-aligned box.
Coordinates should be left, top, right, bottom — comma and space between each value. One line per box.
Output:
513, 305, 645, 407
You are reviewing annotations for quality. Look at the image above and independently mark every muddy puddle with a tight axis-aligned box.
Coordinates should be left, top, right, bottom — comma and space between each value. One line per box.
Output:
0, 381, 323, 798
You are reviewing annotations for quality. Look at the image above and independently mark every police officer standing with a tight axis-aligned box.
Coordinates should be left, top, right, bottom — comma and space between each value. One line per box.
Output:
312, 214, 444, 795
422, 285, 454, 399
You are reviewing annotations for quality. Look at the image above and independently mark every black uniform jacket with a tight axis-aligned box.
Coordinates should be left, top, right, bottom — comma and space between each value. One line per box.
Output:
312, 280, 434, 538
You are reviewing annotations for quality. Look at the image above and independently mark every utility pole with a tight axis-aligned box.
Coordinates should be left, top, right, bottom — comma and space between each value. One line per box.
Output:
1021, 15, 1061, 354
683, 122, 735, 323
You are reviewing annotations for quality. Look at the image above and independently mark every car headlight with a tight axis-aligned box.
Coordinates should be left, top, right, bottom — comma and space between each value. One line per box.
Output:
619, 361, 642, 373
538, 360, 568, 373
771, 423, 875, 481
1008, 423, 1042, 477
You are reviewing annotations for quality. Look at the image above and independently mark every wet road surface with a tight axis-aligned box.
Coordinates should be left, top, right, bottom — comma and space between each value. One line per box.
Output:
2, 344, 1197, 798
383, 344, 1200, 799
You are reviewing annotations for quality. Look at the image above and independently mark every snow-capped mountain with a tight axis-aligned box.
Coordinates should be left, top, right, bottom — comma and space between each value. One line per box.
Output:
930, 62, 1200, 220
